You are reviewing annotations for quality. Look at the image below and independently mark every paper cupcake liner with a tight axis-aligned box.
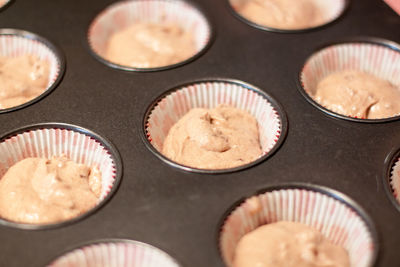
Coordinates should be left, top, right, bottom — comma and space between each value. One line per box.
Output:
0, 29, 64, 112
143, 79, 286, 173
219, 185, 378, 267
389, 156, 400, 205
0, 123, 121, 229
228, 0, 347, 32
48, 239, 181, 267
88, 0, 212, 71
299, 39, 400, 121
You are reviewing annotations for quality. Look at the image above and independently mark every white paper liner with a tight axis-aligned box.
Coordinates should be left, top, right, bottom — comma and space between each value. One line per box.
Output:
229, 0, 346, 31
88, 0, 211, 68
220, 188, 376, 267
145, 81, 282, 168
390, 158, 400, 203
48, 240, 180, 267
0, 127, 117, 213
0, 32, 62, 92
300, 42, 400, 118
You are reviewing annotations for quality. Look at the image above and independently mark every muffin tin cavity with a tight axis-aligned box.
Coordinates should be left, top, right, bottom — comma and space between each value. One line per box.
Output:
0, 123, 122, 230
142, 79, 287, 173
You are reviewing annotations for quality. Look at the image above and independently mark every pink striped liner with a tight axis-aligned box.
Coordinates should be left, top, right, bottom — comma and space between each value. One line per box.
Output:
300, 42, 400, 119
229, 0, 347, 31
0, 30, 62, 95
390, 158, 400, 203
48, 240, 181, 267
0, 126, 118, 225
384, 0, 400, 15
145, 81, 283, 170
88, 0, 211, 69
219, 187, 377, 267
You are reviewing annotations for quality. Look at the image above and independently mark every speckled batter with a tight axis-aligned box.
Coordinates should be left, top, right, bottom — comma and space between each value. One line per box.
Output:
0, 55, 49, 109
162, 105, 262, 169
234, 221, 350, 267
231, 0, 325, 30
105, 22, 196, 68
0, 156, 102, 224
314, 70, 400, 119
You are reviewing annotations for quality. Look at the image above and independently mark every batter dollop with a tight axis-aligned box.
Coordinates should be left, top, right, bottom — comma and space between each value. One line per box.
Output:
231, 0, 325, 30
0, 55, 49, 109
105, 23, 196, 68
234, 221, 350, 267
314, 70, 400, 119
0, 156, 102, 224
162, 105, 262, 169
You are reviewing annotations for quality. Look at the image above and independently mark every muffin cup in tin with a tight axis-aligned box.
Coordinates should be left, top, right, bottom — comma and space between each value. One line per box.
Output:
227, 0, 349, 33
298, 37, 400, 122
0, 28, 65, 113
218, 183, 378, 267
0, 123, 122, 230
47, 239, 182, 267
142, 79, 287, 174
87, 0, 213, 72
384, 148, 400, 213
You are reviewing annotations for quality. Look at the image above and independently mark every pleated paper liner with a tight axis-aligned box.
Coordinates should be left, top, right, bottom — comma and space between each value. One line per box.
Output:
299, 38, 400, 122
228, 0, 348, 33
219, 184, 378, 267
87, 0, 212, 71
48, 239, 181, 267
0, 123, 122, 229
385, 148, 400, 212
143, 79, 287, 173
0, 28, 65, 112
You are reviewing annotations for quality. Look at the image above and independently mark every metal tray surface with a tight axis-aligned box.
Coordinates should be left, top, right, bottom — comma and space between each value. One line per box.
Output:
0, 0, 399, 266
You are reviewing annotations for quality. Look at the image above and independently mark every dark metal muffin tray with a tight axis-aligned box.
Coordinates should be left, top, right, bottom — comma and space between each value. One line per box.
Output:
0, 0, 399, 266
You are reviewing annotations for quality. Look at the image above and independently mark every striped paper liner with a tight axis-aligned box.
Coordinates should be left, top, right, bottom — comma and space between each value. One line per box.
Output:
48, 240, 181, 267
88, 0, 211, 69
229, 0, 346, 31
300, 42, 400, 119
0, 126, 118, 225
145, 81, 282, 169
219, 187, 376, 267
390, 158, 400, 203
384, 0, 400, 15
0, 31, 62, 93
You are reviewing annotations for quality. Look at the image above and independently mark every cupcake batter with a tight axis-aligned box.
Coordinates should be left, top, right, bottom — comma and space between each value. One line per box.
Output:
231, 0, 325, 29
0, 55, 50, 109
105, 22, 196, 68
314, 70, 400, 119
162, 105, 262, 169
0, 155, 102, 224
234, 221, 350, 267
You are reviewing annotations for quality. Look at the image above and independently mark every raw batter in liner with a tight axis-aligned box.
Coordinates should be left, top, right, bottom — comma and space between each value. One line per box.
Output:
234, 221, 350, 267
105, 22, 196, 68
0, 55, 49, 109
231, 0, 326, 30
162, 105, 262, 169
0, 155, 102, 224
314, 70, 400, 119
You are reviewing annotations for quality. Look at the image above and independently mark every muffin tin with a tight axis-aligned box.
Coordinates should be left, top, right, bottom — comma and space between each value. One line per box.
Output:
0, 0, 399, 266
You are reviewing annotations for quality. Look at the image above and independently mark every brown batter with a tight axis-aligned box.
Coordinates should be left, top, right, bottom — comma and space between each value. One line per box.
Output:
314, 70, 400, 119
231, 0, 325, 30
162, 105, 262, 169
0, 55, 50, 109
105, 22, 196, 68
0, 155, 102, 224
234, 221, 350, 267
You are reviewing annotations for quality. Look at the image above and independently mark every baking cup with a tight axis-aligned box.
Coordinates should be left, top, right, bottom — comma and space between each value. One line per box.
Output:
48, 239, 181, 267
299, 38, 400, 122
0, 29, 65, 112
228, 0, 348, 33
87, 0, 212, 71
0, 123, 122, 229
384, 148, 400, 212
219, 184, 378, 267
142, 79, 287, 173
